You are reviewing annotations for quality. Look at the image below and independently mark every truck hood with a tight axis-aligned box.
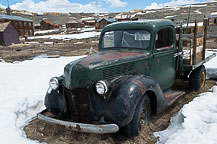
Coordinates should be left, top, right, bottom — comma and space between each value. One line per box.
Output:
63, 50, 148, 89
78, 50, 148, 70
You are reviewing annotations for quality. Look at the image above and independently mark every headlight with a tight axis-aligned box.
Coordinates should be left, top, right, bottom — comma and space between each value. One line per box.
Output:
49, 77, 59, 90
95, 80, 108, 95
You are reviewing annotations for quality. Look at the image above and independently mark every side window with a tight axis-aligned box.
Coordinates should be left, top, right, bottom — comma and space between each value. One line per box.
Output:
156, 27, 173, 50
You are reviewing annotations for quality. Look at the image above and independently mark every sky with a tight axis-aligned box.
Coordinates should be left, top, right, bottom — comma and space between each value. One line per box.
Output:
0, 0, 213, 13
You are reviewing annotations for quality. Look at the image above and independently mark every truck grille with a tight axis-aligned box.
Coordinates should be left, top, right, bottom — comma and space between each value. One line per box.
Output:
103, 63, 134, 79
64, 87, 92, 123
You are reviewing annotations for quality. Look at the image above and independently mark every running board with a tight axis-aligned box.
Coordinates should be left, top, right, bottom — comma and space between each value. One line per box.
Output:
164, 90, 185, 105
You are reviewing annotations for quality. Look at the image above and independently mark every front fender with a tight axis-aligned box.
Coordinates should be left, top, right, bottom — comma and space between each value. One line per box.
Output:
44, 86, 67, 114
90, 75, 167, 127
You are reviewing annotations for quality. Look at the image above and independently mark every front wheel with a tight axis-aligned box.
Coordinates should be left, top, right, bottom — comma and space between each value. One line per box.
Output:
189, 65, 206, 91
123, 95, 151, 138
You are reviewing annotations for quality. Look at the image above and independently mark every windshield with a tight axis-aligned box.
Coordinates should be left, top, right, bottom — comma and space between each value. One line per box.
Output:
101, 30, 151, 49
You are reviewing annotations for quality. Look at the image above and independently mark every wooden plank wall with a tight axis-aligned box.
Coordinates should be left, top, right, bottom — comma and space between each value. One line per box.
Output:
181, 18, 208, 65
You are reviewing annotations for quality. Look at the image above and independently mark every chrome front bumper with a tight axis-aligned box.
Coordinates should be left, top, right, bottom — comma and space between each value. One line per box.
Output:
37, 110, 119, 134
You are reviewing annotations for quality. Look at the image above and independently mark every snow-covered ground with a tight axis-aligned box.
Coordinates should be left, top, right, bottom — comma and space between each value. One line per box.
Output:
155, 51, 217, 144
155, 86, 217, 144
0, 51, 216, 144
183, 22, 204, 27
211, 12, 217, 15
0, 56, 85, 143
34, 29, 59, 35
28, 31, 100, 40
164, 15, 177, 18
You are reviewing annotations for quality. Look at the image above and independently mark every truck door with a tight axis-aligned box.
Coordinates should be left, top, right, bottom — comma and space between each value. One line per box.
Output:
150, 26, 176, 91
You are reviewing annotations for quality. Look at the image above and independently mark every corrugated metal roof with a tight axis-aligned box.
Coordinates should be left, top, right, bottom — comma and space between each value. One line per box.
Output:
204, 14, 217, 18
0, 22, 10, 32
97, 18, 117, 23
0, 14, 32, 22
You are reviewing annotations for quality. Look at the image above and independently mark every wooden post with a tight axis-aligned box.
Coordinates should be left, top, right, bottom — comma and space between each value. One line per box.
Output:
193, 19, 198, 65
202, 18, 208, 60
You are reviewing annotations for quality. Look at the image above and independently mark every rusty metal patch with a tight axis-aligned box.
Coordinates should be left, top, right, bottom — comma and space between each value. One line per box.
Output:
79, 51, 147, 68
132, 79, 146, 94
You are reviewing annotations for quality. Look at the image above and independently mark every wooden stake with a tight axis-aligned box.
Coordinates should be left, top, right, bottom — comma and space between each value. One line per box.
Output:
193, 19, 198, 65
202, 19, 208, 60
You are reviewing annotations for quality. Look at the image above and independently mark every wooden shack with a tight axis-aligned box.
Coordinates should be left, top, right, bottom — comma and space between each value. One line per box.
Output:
204, 14, 217, 26
82, 20, 95, 26
0, 22, 20, 46
95, 18, 117, 29
40, 19, 59, 30
34, 24, 41, 30
0, 14, 34, 36
81, 17, 96, 26
66, 20, 84, 29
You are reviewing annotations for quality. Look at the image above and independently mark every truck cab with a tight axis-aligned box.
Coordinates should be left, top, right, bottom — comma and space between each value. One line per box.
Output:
99, 19, 176, 90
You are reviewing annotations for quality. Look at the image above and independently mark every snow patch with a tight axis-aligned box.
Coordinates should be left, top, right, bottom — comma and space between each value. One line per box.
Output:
182, 4, 207, 7
164, 15, 177, 18
204, 51, 217, 79
183, 22, 203, 27
194, 10, 202, 14
28, 31, 100, 40
0, 56, 85, 143
74, 42, 84, 45
44, 42, 54, 45
80, 27, 95, 32
211, 12, 217, 15
34, 29, 59, 35
25, 42, 40, 44
155, 86, 217, 144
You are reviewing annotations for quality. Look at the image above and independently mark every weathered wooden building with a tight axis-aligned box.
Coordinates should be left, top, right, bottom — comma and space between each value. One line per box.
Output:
40, 19, 59, 30
95, 18, 117, 29
66, 20, 84, 29
0, 22, 20, 46
34, 24, 41, 30
82, 20, 95, 26
81, 17, 96, 26
0, 14, 34, 36
115, 14, 132, 22
205, 14, 217, 25
6, 6, 12, 15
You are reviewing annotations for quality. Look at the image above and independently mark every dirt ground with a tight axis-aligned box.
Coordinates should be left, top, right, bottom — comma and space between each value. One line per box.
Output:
0, 35, 217, 63
24, 79, 217, 144
0, 37, 99, 63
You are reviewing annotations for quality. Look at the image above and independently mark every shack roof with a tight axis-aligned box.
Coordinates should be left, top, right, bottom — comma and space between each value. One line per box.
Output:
204, 14, 217, 19
0, 14, 32, 22
97, 18, 117, 23
66, 19, 82, 24
41, 19, 59, 27
102, 19, 174, 33
0, 22, 10, 32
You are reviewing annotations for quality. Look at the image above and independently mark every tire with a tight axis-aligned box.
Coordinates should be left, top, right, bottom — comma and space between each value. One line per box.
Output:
189, 65, 206, 91
123, 95, 151, 138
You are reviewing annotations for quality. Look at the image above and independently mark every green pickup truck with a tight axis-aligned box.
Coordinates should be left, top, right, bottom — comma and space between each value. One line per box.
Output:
38, 19, 216, 138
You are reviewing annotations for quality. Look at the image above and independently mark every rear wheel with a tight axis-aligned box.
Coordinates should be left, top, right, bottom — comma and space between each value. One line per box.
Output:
189, 65, 206, 91
123, 95, 151, 138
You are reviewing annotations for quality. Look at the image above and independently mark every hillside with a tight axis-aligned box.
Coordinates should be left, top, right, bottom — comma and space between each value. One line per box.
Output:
0, 1, 217, 25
